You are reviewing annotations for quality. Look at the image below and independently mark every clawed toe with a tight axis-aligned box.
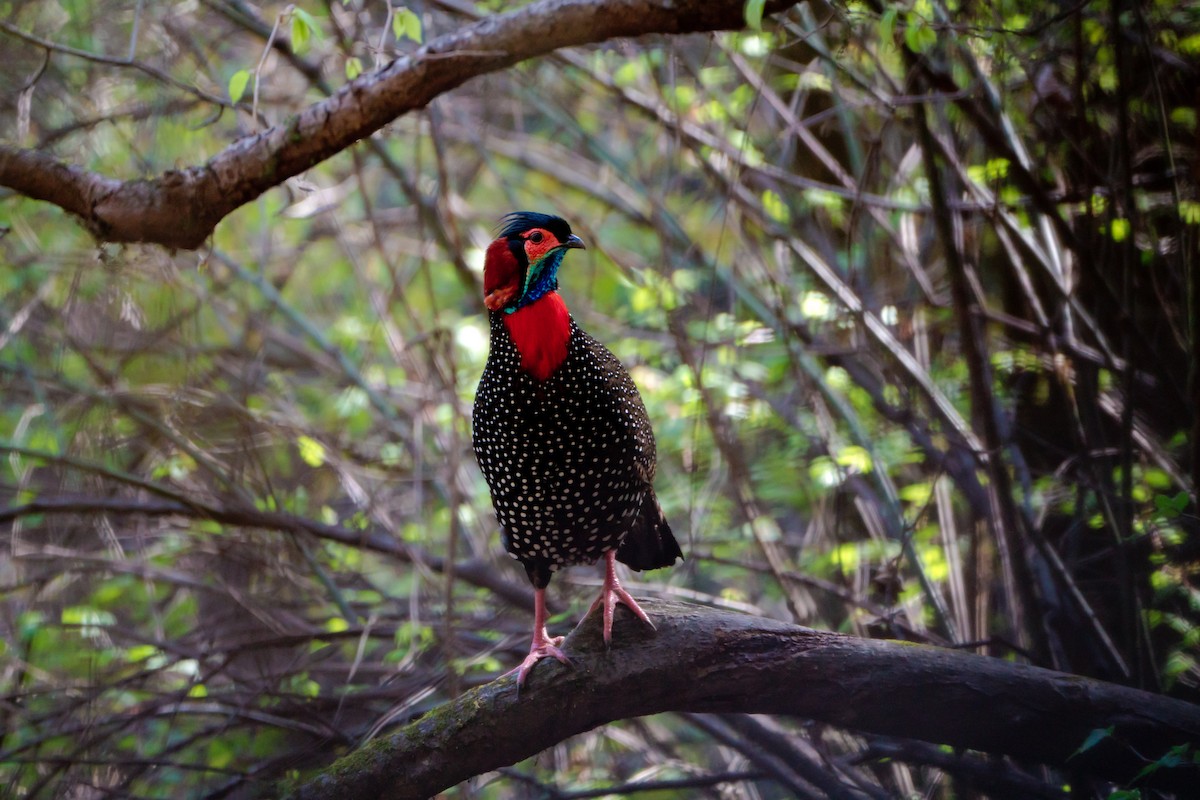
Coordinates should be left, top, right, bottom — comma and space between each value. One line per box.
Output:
506, 639, 572, 687
507, 590, 572, 688
589, 551, 655, 644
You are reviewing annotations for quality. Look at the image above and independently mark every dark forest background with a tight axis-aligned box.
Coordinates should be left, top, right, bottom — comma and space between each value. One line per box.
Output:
1, 0, 1197, 796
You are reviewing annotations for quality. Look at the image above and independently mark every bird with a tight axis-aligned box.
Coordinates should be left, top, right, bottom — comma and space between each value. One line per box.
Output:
472, 211, 683, 686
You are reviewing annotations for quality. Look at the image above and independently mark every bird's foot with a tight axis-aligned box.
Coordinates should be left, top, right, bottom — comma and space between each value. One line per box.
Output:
506, 627, 571, 687
588, 551, 655, 645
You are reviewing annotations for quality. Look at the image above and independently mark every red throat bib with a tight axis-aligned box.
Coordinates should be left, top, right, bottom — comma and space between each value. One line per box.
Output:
504, 292, 570, 381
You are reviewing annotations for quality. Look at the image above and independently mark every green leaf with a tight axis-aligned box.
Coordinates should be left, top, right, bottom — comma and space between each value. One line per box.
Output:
1179, 200, 1200, 225
1133, 758, 1164, 781
17, 610, 44, 641
208, 739, 235, 770
292, 18, 309, 54
904, 16, 937, 54
899, 481, 934, 505
1110, 217, 1130, 242
762, 189, 790, 224
744, 0, 766, 31
985, 157, 1010, 181
297, 435, 327, 467
834, 445, 872, 474
292, 7, 322, 55
1070, 726, 1112, 759
62, 606, 116, 627
799, 290, 833, 320
345, 57, 363, 79
228, 69, 251, 104
880, 8, 897, 47
393, 8, 422, 43
153, 452, 196, 481
1154, 491, 1188, 516
127, 644, 159, 662
1179, 32, 1200, 55
405, 10, 423, 43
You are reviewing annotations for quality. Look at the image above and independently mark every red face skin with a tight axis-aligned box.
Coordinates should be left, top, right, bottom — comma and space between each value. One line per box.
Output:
482, 227, 576, 381
483, 227, 563, 311
518, 227, 560, 265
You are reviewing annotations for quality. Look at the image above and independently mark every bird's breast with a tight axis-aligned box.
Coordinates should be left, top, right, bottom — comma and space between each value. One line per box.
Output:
472, 321, 653, 571
503, 292, 570, 381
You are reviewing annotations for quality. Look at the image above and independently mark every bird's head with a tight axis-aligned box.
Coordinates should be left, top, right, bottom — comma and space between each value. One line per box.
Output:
483, 211, 585, 313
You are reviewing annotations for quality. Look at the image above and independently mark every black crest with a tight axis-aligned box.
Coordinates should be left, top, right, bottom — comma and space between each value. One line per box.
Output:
499, 211, 574, 242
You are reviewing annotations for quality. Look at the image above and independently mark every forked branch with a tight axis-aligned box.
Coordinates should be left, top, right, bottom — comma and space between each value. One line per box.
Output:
0, 0, 797, 249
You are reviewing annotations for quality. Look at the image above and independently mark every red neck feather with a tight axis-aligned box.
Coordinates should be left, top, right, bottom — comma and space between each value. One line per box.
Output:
483, 238, 521, 311
504, 291, 570, 381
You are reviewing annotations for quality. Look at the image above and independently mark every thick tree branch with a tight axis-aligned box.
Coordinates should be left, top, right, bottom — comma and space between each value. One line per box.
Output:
287, 600, 1200, 799
0, 0, 795, 249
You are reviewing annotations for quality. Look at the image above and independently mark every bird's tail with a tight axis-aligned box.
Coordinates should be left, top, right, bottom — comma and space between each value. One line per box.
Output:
616, 491, 683, 571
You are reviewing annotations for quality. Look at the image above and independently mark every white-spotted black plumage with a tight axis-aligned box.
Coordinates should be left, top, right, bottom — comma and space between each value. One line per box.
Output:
472, 211, 681, 686
473, 310, 681, 588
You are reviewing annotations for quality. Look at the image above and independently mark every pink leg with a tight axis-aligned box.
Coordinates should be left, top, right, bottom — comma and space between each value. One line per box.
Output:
587, 550, 655, 645
505, 587, 571, 687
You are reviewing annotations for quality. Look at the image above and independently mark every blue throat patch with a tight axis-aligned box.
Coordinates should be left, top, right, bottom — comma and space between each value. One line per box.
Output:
505, 249, 566, 314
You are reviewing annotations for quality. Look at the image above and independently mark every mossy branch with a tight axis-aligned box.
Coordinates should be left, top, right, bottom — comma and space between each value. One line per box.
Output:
287, 599, 1200, 799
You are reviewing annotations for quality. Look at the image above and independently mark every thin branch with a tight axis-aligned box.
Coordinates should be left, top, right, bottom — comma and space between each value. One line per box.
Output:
0, 20, 228, 105
0, 484, 532, 609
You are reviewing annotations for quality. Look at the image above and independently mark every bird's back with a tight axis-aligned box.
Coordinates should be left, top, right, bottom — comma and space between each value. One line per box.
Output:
473, 313, 681, 587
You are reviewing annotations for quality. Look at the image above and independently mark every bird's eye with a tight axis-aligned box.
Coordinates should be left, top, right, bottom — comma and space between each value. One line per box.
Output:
528, 231, 544, 244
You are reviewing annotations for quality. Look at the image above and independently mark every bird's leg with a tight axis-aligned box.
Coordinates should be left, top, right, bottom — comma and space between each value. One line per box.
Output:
588, 550, 655, 645
506, 587, 571, 687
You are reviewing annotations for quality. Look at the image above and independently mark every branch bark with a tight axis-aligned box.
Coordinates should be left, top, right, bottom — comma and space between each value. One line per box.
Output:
0, 0, 796, 249
287, 599, 1200, 799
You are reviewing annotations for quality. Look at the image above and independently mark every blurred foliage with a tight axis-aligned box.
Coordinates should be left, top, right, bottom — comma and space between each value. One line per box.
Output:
1, 0, 1197, 797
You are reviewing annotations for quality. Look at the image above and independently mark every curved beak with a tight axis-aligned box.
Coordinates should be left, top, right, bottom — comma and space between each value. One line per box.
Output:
564, 234, 586, 250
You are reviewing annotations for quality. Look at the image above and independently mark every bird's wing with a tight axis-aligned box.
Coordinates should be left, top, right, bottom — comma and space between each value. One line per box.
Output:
572, 325, 658, 485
